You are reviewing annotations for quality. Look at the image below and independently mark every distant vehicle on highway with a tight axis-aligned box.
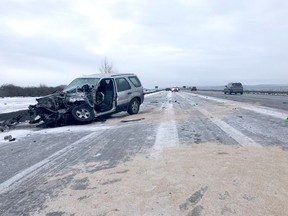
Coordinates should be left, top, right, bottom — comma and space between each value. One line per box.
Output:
171, 87, 180, 92
224, 82, 243, 95
191, 86, 197, 91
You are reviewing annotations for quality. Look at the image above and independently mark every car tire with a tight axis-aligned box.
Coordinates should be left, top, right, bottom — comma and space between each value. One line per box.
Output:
224, 91, 227, 94
71, 104, 95, 123
229, 91, 232, 94
127, 98, 140, 115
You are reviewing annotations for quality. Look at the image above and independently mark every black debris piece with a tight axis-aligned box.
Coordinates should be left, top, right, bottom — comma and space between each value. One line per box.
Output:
120, 118, 145, 123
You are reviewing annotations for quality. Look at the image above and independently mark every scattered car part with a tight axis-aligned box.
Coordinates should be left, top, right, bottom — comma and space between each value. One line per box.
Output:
120, 118, 145, 123
0, 114, 25, 131
4, 135, 16, 142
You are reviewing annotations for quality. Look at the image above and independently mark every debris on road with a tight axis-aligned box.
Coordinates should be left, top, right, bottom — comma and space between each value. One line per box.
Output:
0, 115, 24, 132
4, 135, 12, 141
0, 125, 8, 132
120, 118, 145, 123
4, 135, 16, 142
242, 194, 256, 201
219, 191, 231, 200
192, 103, 198, 108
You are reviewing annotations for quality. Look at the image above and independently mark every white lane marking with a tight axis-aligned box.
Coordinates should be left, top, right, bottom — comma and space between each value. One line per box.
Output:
200, 109, 261, 147
179, 93, 261, 147
144, 91, 163, 98
183, 92, 288, 120
153, 92, 179, 155
0, 130, 104, 193
242, 106, 287, 119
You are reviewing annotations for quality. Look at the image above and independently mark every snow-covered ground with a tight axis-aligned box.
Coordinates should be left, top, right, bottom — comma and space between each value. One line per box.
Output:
0, 97, 37, 114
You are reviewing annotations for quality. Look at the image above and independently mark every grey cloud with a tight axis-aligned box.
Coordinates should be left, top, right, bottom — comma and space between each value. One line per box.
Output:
0, 0, 288, 87
0, 34, 100, 68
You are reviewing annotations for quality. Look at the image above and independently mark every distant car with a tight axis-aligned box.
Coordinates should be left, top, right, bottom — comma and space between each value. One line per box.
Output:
191, 86, 197, 91
165, 88, 171, 91
224, 82, 243, 95
171, 87, 179, 92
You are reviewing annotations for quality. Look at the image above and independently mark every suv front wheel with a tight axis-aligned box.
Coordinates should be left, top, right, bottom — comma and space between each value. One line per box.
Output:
127, 98, 140, 115
71, 104, 95, 123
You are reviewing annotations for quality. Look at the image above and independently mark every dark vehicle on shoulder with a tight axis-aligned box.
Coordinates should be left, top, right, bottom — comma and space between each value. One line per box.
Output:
28, 73, 144, 127
224, 82, 243, 95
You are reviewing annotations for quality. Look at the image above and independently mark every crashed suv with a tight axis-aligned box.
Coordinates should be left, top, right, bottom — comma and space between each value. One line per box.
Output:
28, 73, 144, 127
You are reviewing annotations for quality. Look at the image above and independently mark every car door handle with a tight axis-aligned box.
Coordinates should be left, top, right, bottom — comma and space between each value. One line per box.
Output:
127, 92, 132, 95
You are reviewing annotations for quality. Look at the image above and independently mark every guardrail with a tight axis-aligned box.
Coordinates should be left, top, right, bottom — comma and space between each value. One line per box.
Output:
195, 89, 288, 96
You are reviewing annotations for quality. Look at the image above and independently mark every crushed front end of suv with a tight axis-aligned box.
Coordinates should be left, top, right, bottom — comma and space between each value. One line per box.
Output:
28, 73, 144, 127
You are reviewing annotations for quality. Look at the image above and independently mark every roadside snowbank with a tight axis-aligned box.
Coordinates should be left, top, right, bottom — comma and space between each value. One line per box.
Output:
0, 97, 37, 114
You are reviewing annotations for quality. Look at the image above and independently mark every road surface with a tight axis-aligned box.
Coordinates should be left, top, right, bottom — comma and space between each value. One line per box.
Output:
0, 91, 288, 216
192, 90, 288, 111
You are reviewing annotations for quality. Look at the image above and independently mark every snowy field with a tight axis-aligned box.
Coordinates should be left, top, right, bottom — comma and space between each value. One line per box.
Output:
0, 97, 37, 114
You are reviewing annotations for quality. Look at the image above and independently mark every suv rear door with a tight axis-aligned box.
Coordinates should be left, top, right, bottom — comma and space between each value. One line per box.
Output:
115, 77, 132, 109
128, 76, 144, 104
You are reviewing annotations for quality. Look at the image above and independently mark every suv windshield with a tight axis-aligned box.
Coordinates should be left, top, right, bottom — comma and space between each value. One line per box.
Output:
63, 78, 100, 93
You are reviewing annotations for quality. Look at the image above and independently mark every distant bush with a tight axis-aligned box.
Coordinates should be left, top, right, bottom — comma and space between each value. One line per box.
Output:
0, 84, 65, 97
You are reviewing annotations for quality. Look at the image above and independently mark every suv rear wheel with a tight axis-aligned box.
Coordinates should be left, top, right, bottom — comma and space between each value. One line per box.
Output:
127, 98, 140, 115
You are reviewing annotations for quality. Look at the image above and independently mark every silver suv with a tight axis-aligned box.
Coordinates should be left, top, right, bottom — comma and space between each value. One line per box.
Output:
28, 73, 144, 127
224, 82, 243, 95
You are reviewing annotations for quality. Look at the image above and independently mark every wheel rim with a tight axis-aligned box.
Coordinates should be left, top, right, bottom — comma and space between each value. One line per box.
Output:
131, 101, 139, 113
76, 108, 90, 119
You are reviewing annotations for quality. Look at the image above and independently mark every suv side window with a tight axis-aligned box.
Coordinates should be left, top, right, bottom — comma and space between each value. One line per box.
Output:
128, 76, 142, 87
115, 78, 131, 92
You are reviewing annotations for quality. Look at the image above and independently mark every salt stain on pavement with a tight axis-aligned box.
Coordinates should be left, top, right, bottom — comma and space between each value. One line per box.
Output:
32, 144, 288, 216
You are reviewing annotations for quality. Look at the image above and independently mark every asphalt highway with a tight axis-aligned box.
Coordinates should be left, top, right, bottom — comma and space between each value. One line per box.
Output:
191, 90, 288, 111
0, 91, 288, 215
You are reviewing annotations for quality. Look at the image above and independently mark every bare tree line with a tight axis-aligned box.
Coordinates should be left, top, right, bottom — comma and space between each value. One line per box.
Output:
0, 84, 65, 97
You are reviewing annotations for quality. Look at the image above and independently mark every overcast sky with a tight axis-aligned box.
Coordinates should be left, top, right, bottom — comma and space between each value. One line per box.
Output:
0, 0, 287, 88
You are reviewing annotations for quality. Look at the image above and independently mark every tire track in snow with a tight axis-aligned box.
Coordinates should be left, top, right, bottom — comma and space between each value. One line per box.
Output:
0, 127, 111, 194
